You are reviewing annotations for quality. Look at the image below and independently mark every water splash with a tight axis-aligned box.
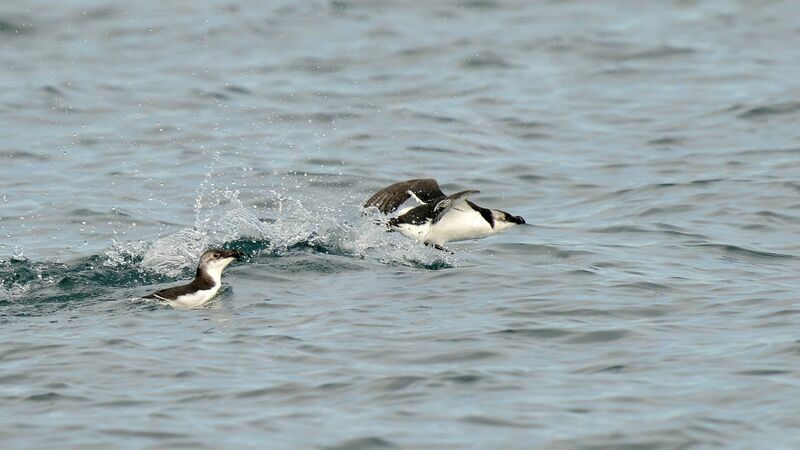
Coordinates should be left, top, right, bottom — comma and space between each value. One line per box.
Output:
136, 189, 269, 277
117, 182, 455, 277
0, 257, 37, 302
1, 183, 455, 307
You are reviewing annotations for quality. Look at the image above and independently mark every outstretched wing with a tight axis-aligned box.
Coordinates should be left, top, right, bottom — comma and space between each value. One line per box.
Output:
432, 190, 480, 224
364, 179, 446, 214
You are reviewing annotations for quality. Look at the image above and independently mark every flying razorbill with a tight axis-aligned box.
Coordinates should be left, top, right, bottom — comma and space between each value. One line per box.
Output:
364, 179, 525, 252
144, 249, 242, 308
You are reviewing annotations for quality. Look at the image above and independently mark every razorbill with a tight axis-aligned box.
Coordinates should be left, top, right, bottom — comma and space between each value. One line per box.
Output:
364, 179, 525, 252
144, 249, 242, 308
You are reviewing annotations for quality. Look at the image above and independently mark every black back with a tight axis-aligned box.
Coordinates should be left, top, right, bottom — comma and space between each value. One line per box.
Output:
364, 179, 446, 214
391, 202, 438, 225
391, 198, 495, 229
144, 267, 216, 300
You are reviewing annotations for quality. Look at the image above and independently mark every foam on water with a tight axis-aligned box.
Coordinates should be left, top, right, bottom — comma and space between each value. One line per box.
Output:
2, 185, 455, 306
4, 1, 800, 448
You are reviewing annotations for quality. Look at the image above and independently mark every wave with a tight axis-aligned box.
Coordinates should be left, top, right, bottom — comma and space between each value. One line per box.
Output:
1, 190, 455, 306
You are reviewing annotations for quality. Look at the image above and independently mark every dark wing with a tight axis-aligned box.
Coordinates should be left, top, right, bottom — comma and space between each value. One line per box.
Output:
364, 179, 446, 214
144, 278, 209, 301
390, 202, 438, 226
432, 190, 480, 224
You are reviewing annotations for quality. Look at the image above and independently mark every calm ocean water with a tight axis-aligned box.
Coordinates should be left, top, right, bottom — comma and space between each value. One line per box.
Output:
2, 0, 800, 448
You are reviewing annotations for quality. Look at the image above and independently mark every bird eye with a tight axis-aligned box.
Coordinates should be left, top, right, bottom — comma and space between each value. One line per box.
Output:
214, 253, 220, 258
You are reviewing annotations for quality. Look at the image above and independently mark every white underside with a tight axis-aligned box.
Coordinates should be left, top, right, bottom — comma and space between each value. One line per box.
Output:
167, 258, 233, 309
166, 284, 221, 309
394, 206, 509, 245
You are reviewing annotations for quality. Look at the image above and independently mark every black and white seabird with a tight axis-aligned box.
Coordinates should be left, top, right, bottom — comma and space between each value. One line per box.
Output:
144, 249, 242, 308
364, 179, 525, 252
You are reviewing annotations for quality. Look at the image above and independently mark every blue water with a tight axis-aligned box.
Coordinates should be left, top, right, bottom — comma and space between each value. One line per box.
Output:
3, 0, 800, 448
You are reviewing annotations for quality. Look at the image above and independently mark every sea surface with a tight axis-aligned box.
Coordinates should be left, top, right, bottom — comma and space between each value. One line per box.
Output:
2, 0, 800, 448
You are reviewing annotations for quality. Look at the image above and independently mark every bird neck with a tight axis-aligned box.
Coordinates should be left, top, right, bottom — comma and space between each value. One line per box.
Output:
196, 265, 221, 286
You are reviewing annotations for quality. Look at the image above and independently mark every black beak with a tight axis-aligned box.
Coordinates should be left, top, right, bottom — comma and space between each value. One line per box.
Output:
512, 215, 526, 225
222, 250, 243, 260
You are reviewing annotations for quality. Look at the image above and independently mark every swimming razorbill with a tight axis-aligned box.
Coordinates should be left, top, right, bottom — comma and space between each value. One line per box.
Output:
144, 249, 242, 308
364, 179, 525, 252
